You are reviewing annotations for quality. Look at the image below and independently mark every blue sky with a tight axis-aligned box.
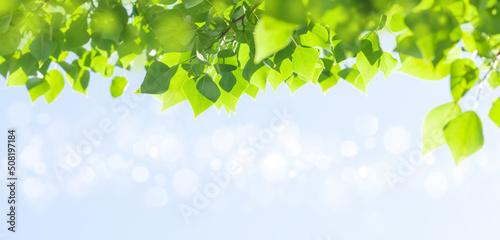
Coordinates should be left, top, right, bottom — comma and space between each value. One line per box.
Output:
2, 54, 500, 239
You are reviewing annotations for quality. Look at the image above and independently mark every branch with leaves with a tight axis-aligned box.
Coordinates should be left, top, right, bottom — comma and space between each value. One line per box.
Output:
2, 0, 500, 165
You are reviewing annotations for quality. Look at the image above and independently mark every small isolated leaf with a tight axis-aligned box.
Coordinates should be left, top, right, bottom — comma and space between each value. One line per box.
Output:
443, 111, 484, 165
220, 72, 237, 93
110, 77, 128, 98
489, 97, 500, 129
44, 69, 65, 103
292, 46, 319, 82
450, 59, 479, 102
254, 16, 297, 63
26, 78, 50, 102
422, 102, 462, 157
268, 58, 293, 92
196, 75, 220, 103
138, 61, 171, 94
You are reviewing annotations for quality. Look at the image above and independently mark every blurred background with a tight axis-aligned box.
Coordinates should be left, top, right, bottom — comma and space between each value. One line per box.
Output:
2, 45, 500, 239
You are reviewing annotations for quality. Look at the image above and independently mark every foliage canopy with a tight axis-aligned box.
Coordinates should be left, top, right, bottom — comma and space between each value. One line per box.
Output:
2, 0, 500, 164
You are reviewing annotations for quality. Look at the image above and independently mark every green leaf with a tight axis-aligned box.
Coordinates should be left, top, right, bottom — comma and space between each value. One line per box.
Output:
398, 56, 450, 80
285, 74, 307, 94
0, 13, 12, 34
110, 76, 128, 98
488, 70, 500, 91
254, 16, 297, 63
26, 78, 50, 102
183, 0, 204, 8
216, 49, 238, 73
268, 58, 293, 92
220, 72, 237, 93
489, 97, 500, 129
44, 69, 65, 103
183, 77, 215, 118
70, 69, 90, 95
151, 10, 196, 52
7, 68, 28, 87
265, 0, 307, 25
378, 52, 397, 79
450, 59, 479, 102
161, 66, 189, 111
91, 55, 114, 78
318, 59, 341, 93
360, 32, 383, 65
160, 51, 192, 67
422, 102, 462, 157
243, 60, 270, 92
226, 69, 250, 100
65, 14, 90, 49
0, 29, 21, 56
299, 24, 329, 50
443, 111, 484, 165
29, 34, 57, 62
340, 66, 368, 93
292, 46, 319, 82
196, 75, 220, 103
356, 52, 379, 83
90, 5, 128, 42
138, 61, 171, 94
244, 83, 259, 99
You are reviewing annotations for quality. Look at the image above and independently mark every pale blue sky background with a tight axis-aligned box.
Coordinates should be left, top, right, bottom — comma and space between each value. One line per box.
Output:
2, 51, 500, 240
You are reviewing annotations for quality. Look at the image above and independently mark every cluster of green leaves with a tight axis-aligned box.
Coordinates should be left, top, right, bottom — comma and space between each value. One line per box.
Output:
2, 0, 500, 164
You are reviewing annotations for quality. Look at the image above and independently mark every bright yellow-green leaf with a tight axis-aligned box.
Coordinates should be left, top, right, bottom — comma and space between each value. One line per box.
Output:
299, 24, 329, 50
268, 58, 293, 92
26, 78, 51, 102
378, 52, 397, 79
254, 16, 298, 63
398, 56, 450, 80
488, 70, 500, 90
443, 111, 484, 165
110, 76, 128, 98
6, 68, 28, 87
286, 74, 307, 94
183, 77, 215, 118
44, 69, 65, 103
450, 59, 478, 102
356, 51, 379, 83
489, 97, 500, 129
339, 66, 368, 93
292, 46, 319, 82
422, 102, 462, 157
161, 69, 189, 111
